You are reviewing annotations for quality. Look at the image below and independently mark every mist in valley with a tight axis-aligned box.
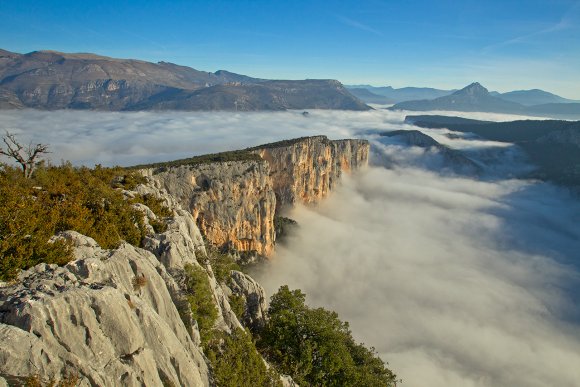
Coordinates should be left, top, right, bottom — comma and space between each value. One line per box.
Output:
2, 108, 580, 386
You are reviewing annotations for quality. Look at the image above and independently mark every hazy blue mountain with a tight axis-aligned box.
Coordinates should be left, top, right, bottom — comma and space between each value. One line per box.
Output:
347, 88, 395, 104
390, 82, 525, 113
499, 89, 578, 106
345, 85, 455, 102
0, 49, 369, 111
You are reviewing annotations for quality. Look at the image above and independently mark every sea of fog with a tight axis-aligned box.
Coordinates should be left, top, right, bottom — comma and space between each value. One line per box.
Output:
2, 108, 579, 386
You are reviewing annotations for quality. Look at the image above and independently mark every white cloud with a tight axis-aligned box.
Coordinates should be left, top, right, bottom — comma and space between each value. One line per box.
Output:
0, 108, 542, 167
253, 167, 580, 387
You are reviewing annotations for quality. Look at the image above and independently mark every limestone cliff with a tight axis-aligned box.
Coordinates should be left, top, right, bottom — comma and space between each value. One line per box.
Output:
142, 160, 276, 257
251, 136, 369, 209
142, 136, 369, 257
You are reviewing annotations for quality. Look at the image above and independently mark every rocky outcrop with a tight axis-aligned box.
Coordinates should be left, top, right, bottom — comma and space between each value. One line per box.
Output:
0, 136, 368, 385
143, 160, 277, 257
251, 136, 369, 209
0, 202, 260, 386
0, 232, 210, 386
226, 270, 269, 332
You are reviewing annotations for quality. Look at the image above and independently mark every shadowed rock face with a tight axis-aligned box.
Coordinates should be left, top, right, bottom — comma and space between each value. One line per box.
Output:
0, 49, 369, 111
379, 130, 482, 175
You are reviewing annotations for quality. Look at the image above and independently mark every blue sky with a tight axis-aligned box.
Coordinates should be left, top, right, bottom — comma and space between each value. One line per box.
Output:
1, 0, 579, 98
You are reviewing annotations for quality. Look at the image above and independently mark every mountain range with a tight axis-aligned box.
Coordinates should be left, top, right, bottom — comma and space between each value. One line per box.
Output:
388, 83, 580, 118
348, 83, 579, 107
346, 85, 456, 103
0, 49, 369, 111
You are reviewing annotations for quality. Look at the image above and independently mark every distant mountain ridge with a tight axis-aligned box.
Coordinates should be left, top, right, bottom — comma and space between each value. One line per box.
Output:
348, 83, 578, 107
499, 89, 579, 106
347, 88, 395, 104
388, 82, 580, 118
345, 84, 455, 103
390, 82, 524, 113
0, 49, 369, 111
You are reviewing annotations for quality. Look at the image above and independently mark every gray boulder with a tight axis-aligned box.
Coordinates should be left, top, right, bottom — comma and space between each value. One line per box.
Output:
227, 270, 268, 332
0, 232, 210, 386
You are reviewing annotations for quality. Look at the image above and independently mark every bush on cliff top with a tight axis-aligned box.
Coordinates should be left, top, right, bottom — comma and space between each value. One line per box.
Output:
0, 164, 165, 281
129, 149, 262, 172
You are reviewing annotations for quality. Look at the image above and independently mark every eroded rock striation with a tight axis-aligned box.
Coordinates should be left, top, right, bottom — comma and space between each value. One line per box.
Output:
142, 160, 277, 257
143, 136, 369, 257
250, 136, 369, 209
0, 231, 211, 386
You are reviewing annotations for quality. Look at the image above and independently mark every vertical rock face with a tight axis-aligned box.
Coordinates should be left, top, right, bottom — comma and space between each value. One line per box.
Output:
141, 136, 369, 257
251, 136, 369, 209
143, 161, 276, 257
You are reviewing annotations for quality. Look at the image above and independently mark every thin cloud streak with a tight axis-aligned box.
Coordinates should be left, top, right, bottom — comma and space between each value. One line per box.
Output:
335, 14, 384, 36
482, 1, 579, 53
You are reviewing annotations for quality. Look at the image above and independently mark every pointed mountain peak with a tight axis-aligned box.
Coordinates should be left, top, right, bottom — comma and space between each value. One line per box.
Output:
455, 82, 489, 96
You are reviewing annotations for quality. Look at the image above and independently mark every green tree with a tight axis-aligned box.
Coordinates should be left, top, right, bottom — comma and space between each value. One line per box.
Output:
207, 328, 282, 387
183, 263, 218, 345
0, 163, 167, 281
260, 285, 397, 387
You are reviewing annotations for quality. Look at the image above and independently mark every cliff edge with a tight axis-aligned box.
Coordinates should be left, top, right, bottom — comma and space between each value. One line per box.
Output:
143, 136, 369, 257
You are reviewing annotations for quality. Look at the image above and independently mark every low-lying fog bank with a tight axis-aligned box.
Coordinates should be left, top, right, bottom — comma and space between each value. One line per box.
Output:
0, 108, 543, 167
2, 108, 579, 386
252, 165, 580, 387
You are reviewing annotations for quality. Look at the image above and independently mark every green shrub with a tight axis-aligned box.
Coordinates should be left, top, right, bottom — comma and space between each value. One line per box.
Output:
228, 293, 246, 319
206, 247, 241, 284
132, 193, 172, 218
131, 193, 172, 234
183, 263, 218, 345
0, 164, 153, 281
259, 285, 397, 387
207, 328, 282, 387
